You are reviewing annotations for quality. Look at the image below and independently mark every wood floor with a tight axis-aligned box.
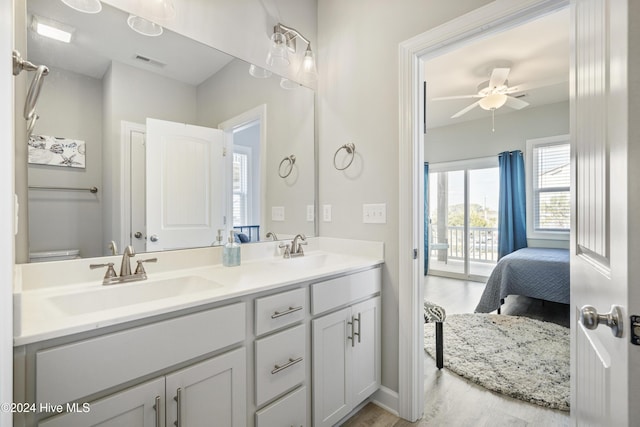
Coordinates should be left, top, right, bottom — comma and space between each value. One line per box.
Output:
340, 275, 570, 427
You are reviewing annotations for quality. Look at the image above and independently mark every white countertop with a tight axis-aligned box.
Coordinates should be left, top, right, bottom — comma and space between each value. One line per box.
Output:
14, 238, 384, 346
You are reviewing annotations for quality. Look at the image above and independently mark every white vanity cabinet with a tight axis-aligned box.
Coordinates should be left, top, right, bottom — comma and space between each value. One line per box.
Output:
311, 269, 382, 427
38, 348, 246, 427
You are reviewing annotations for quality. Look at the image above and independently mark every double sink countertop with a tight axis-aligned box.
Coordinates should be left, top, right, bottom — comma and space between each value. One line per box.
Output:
13, 238, 384, 346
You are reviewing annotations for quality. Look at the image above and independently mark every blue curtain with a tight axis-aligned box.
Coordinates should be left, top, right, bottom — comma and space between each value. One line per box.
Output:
498, 150, 527, 259
424, 163, 429, 275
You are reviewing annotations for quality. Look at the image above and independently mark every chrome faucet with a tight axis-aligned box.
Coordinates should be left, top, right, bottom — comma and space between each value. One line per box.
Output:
290, 234, 307, 257
266, 231, 279, 241
120, 245, 135, 276
90, 245, 157, 285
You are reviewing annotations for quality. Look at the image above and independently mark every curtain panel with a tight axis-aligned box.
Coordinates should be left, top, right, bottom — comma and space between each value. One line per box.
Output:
498, 150, 527, 259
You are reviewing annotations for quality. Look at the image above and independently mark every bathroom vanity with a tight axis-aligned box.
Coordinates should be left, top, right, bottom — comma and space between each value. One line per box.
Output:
12, 238, 383, 427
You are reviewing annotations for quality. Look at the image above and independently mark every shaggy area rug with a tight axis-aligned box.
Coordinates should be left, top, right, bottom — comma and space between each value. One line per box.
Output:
424, 313, 570, 411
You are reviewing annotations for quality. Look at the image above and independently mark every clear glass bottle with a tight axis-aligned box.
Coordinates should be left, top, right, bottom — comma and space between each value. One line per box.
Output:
223, 231, 241, 267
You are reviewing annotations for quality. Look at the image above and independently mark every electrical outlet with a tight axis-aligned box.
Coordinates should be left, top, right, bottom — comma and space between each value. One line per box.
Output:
323, 204, 332, 222
363, 203, 386, 224
272, 206, 285, 221
307, 205, 315, 222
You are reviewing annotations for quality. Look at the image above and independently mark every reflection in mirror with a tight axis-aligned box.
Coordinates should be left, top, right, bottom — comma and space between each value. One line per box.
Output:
23, 0, 315, 262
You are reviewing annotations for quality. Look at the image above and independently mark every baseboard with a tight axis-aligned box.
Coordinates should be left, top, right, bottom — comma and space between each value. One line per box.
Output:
371, 386, 400, 416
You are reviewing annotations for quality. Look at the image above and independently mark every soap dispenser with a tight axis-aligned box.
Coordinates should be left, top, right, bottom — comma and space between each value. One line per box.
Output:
223, 231, 241, 267
212, 229, 224, 246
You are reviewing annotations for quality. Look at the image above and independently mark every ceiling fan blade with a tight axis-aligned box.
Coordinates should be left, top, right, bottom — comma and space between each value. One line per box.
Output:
505, 96, 529, 110
489, 67, 510, 89
431, 94, 483, 101
506, 75, 569, 94
451, 100, 481, 118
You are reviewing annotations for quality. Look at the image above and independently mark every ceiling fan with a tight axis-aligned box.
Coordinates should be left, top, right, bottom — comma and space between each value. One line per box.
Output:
433, 67, 530, 119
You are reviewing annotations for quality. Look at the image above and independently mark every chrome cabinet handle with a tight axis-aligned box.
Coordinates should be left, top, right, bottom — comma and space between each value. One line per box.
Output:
173, 388, 183, 427
153, 396, 161, 427
580, 305, 624, 338
354, 313, 361, 343
271, 305, 303, 319
347, 316, 355, 347
271, 356, 303, 375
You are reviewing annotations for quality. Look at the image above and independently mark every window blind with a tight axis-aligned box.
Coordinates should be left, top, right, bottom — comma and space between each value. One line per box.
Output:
533, 143, 570, 231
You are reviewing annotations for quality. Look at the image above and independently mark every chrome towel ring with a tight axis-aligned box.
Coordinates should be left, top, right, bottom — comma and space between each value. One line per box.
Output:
278, 154, 296, 178
13, 50, 49, 137
333, 142, 356, 170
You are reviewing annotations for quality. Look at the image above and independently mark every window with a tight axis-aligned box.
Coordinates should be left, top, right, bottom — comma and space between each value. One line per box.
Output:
526, 135, 570, 238
232, 148, 251, 226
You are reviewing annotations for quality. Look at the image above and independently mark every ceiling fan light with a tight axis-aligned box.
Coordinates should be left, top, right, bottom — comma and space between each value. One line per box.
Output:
479, 93, 507, 110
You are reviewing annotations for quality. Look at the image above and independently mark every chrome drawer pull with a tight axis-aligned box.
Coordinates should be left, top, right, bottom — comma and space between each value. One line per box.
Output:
153, 396, 161, 427
174, 388, 183, 427
271, 356, 303, 374
271, 305, 303, 319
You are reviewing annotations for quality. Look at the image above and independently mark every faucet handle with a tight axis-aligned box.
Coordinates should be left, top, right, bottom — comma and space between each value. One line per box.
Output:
278, 243, 291, 258
90, 262, 117, 279
135, 258, 158, 275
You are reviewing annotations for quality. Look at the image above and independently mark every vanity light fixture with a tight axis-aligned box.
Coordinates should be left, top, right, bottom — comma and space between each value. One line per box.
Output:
280, 78, 299, 90
127, 14, 164, 37
266, 23, 318, 84
60, 0, 102, 14
32, 15, 75, 43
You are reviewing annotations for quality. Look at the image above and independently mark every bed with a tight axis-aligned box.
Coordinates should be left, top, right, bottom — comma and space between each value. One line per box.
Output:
475, 247, 570, 313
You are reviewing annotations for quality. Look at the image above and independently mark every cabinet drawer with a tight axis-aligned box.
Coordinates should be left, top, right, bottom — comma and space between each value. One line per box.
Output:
255, 287, 306, 336
36, 302, 246, 406
311, 268, 381, 315
255, 324, 306, 406
255, 385, 306, 427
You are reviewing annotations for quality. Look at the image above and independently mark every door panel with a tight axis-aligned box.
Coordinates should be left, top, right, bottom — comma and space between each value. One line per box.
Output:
571, 0, 631, 425
146, 118, 226, 251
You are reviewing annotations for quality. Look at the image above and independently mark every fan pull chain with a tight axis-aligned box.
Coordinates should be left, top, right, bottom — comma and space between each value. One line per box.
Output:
491, 109, 496, 132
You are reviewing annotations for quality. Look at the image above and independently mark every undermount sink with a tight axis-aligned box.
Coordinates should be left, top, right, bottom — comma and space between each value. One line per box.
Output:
48, 276, 223, 316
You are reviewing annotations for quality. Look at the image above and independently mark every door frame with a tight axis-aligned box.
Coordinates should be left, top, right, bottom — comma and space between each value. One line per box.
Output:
218, 104, 268, 237
120, 121, 146, 253
397, 0, 569, 420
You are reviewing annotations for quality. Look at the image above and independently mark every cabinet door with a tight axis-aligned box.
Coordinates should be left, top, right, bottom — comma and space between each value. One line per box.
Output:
165, 348, 246, 427
38, 378, 164, 427
351, 296, 381, 404
312, 307, 352, 427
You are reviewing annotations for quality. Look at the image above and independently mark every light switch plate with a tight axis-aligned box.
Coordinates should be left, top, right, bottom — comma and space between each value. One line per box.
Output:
363, 203, 386, 224
272, 206, 285, 221
323, 204, 332, 222
307, 205, 315, 222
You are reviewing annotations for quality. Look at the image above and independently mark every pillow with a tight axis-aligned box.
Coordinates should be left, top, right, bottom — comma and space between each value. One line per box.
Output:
236, 232, 250, 243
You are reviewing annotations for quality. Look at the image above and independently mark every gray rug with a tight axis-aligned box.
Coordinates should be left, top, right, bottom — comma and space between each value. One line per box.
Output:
424, 313, 570, 411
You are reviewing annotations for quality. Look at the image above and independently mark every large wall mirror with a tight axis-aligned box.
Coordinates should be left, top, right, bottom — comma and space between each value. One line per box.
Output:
20, 0, 316, 262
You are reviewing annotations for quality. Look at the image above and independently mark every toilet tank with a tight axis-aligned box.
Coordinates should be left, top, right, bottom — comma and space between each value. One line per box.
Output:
29, 249, 80, 263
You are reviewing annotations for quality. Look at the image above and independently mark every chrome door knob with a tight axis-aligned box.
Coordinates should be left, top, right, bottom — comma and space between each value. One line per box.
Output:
134, 231, 143, 239
580, 305, 623, 338
149, 234, 159, 242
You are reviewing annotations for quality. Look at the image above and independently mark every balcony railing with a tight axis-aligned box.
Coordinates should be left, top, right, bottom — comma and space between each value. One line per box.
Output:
430, 225, 499, 263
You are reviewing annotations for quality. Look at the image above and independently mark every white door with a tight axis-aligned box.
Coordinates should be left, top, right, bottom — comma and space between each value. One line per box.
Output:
351, 296, 381, 405
38, 378, 164, 427
165, 348, 246, 427
130, 127, 147, 254
570, 0, 638, 425
146, 118, 226, 251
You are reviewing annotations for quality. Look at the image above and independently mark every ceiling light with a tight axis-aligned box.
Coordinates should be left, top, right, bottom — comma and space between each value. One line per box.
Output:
249, 64, 272, 78
32, 15, 75, 43
479, 93, 507, 110
127, 15, 163, 37
60, 0, 102, 14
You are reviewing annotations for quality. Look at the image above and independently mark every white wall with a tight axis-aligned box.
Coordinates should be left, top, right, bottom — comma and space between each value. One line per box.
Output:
1, 0, 14, 423
318, 0, 493, 393
426, 101, 570, 249
27, 67, 103, 258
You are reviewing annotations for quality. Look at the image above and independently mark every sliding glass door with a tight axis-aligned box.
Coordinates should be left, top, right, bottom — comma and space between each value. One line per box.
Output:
427, 158, 499, 280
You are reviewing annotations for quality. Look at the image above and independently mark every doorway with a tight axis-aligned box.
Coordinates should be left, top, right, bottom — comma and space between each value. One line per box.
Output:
397, 0, 570, 421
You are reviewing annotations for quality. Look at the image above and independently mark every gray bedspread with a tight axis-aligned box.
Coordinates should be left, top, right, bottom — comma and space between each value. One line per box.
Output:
475, 248, 570, 313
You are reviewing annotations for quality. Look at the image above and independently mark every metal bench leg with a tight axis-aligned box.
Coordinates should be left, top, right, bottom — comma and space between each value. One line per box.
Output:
435, 321, 443, 369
